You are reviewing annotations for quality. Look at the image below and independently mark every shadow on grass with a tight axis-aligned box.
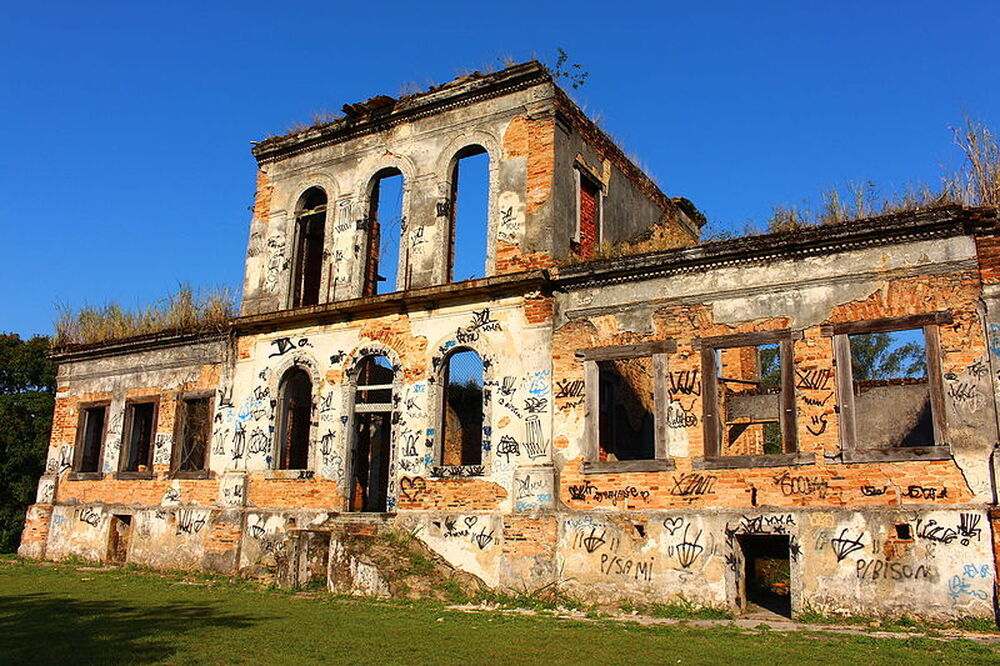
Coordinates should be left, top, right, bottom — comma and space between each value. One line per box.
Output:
0, 592, 261, 663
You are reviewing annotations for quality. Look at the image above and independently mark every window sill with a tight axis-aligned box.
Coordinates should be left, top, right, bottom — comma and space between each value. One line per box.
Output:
170, 470, 212, 480
583, 459, 675, 474
68, 472, 103, 481
843, 446, 951, 463
115, 471, 154, 480
430, 464, 486, 478
264, 469, 316, 480
693, 452, 815, 470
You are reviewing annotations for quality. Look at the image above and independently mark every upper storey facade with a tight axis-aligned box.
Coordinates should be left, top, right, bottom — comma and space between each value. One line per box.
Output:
240, 61, 701, 316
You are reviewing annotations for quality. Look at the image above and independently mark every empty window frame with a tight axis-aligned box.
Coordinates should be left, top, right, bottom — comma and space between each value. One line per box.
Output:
579, 341, 674, 471
276, 367, 313, 470
701, 332, 797, 461
291, 187, 327, 308
173, 393, 213, 475
440, 349, 485, 466
449, 145, 489, 282
350, 355, 395, 512
365, 168, 405, 296
74, 403, 109, 474
573, 167, 602, 258
120, 400, 159, 474
828, 313, 950, 461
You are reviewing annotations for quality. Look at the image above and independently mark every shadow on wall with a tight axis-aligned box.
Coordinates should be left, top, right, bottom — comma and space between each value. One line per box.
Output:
0, 593, 260, 663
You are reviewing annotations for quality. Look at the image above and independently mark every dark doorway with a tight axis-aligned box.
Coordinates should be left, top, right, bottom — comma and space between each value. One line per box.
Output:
277, 367, 312, 470
739, 534, 791, 618
351, 356, 394, 512
291, 187, 327, 308
107, 514, 132, 565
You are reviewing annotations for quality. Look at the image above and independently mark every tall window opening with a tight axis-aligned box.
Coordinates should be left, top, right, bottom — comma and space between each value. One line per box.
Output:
277, 367, 312, 470
573, 169, 601, 259
597, 356, 655, 461
174, 394, 212, 473
702, 333, 797, 459
121, 400, 158, 473
441, 349, 484, 466
291, 187, 327, 308
365, 169, 404, 296
351, 355, 395, 512
75, 404, 108, 473
829, 313, 949, 461
450, 146, 489, 282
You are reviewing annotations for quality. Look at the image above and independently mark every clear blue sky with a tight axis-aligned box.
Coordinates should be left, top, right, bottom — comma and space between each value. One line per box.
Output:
3, 1, 998, 338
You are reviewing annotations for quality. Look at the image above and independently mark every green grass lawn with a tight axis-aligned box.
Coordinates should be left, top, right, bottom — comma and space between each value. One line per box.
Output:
0, 559, 996, 665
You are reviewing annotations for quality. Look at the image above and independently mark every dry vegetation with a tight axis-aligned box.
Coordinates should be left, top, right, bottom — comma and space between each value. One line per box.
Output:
54, 285, 235, 349
719, 116, 1000, 238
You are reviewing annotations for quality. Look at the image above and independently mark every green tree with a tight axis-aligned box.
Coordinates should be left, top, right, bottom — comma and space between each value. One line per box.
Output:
0, 334, 55, 552
849, 332, 925, 382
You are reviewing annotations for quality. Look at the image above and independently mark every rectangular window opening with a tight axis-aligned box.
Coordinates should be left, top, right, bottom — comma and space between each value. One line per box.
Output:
176, 397, 211, 472
573, 171, 601, 259
122, 402, 157, 472
77, 405, 107, 473
848, 328, 933, 449
597, 356, 655, 461
717, 343, 785, 456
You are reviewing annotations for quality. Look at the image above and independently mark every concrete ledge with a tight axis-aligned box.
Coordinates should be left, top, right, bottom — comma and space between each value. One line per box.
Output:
692, 452, 815, 470
843, 447, 951, 463
583, 459, 675, 474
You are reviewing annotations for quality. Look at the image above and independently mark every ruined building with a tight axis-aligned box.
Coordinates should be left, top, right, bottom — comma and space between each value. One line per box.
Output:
21, 61, 1000, 622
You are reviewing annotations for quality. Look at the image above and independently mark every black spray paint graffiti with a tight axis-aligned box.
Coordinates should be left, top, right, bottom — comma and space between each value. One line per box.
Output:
676, 524, 704, 569
958, 513, 982, 545
176, 510, 207, 535
496, 435, 520, 462
903, 485, 948, 500
861, 485, 888, 496
76, 506, 101, 527
469, 309, 501, 332
668, 371, 701, 396
796, 369, 832, 391
523, 415, 548, 460
662, 517, 684, 536
582, 528, 607, 553
806, 414, 828, 436
472, 528, 495, 550
431, 465, 485, 478
566, 480, 650, 505
802, 392, 833, 407
600, 553, 654, 582
268, 337, 312, 358
830, 528, 865, 562
523, 397, 547, 414
666, 400, 698, 429
554, 379, 585, 399
857, 559, 932, 581
670, 473, 717, 498
773, 471, 829, 498
915, 518, 959, 545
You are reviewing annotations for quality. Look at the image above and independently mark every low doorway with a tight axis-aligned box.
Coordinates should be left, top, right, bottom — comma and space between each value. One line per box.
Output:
107, 514, 133, 565
739, 534, 791, 618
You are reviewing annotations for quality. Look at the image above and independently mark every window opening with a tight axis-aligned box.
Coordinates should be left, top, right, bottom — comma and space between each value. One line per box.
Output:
108, 515, 133, 565
366, 169, 404, 296
122, 402, 156, 472
277, 368, 312, 470
597, 356, 655, 461
291, 187, 327, 308
441, 350, 484, 466
702, 334, 796, 459
351, 355, 395, 512
176, 396, 211, 472
450, 146, 489, 282
848, 329, 932, 448
574, 171, 601, 258
76, 405, 106, 473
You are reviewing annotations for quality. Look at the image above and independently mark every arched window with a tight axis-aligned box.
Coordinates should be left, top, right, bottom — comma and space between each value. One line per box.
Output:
450, 146, 489, 282
365, 169, 404, 296
351, 355, 395, 511
291, 188, 327, 307
441, 349, 484, 466
276, 367, 312, 469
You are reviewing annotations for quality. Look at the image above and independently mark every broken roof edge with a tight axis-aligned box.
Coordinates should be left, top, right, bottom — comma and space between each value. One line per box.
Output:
252, 60, 552, 163
555, 204, 999, 286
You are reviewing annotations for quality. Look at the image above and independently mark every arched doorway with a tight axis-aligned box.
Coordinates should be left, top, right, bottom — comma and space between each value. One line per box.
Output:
350, 355, 396, 511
